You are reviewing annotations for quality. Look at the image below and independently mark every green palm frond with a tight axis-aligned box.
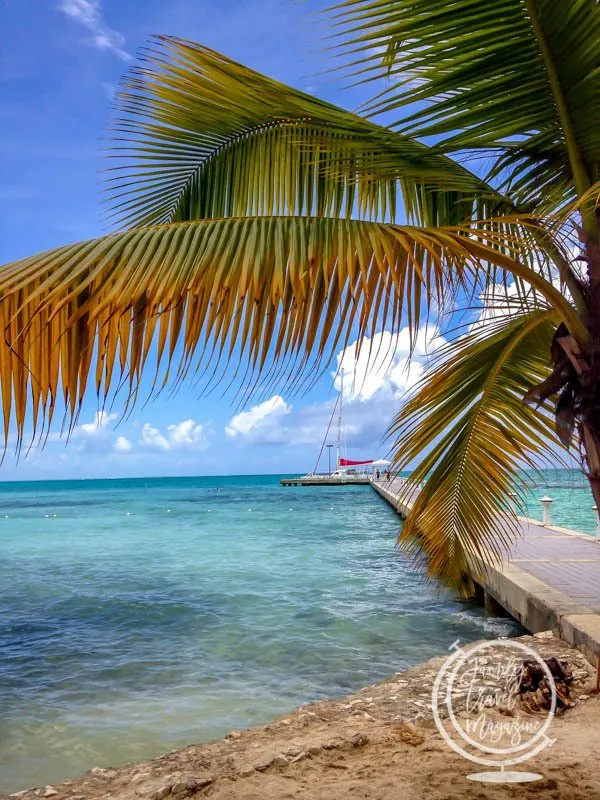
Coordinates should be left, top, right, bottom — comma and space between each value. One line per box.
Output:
107, 36, 507, 229
388, 306, 567, 594
332, 0, 600, 216
107, 37, 585, 299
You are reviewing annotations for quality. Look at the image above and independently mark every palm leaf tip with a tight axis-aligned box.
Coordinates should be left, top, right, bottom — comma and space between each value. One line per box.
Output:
389, 308, 569, 594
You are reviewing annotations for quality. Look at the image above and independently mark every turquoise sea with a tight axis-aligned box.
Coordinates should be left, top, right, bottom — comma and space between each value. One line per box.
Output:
521, 468, 598, 534
0, 471, 594, 792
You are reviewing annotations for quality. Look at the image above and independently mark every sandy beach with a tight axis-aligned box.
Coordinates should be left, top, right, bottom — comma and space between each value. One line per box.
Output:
5, 633, 600, 800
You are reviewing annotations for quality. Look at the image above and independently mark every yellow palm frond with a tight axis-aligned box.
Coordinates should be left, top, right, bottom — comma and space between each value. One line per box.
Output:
388, 307, 567, 595
0, 216, 567, 450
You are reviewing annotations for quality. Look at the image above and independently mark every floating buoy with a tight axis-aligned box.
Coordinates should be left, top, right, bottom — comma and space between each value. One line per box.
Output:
52, 514, 57, 518
45, 514, 49, 518
166, 509, 171, 513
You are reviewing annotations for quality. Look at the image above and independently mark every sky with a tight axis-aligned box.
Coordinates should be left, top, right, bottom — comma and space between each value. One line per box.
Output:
0, 0, 462, 480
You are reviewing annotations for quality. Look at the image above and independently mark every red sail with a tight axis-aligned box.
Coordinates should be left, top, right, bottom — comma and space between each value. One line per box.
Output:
338, 458, 373, 466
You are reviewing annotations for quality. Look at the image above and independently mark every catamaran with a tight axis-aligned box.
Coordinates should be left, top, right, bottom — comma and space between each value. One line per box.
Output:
280, 372, 390, 486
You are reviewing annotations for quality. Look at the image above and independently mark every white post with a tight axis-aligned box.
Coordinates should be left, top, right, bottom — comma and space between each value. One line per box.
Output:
539, 496, 554, 526
593, 506, 600, 539
508, 491, 518, 515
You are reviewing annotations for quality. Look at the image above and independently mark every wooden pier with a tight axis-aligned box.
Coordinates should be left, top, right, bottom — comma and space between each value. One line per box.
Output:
280, 475, 371, 486
371, 477, 600, 665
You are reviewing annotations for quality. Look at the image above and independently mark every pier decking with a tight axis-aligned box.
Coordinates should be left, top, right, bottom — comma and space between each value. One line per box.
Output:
280, 475, 371, 486
371, 478, 600, 665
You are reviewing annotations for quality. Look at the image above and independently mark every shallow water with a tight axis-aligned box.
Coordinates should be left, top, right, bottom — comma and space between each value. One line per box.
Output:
0, 474, 540, 791
522, 468, 597, 534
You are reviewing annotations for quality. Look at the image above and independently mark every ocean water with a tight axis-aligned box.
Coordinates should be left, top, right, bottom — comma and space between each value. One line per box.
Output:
521, 468, 598, 534
0, 472, 590, 793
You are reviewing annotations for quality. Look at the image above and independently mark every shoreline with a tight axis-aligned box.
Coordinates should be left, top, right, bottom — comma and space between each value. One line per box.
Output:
4, 633, 598, 800
372, 478, 600, 663
2, 475, 525, 794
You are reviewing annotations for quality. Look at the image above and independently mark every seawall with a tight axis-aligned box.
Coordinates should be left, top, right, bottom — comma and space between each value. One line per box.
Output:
371, 478, 600, 668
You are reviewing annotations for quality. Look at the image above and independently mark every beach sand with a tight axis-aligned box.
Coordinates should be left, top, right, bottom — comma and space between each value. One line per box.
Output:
5, 634, 600, 800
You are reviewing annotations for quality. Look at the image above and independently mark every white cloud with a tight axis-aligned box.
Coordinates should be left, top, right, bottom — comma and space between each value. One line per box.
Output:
469, 248, 578, 333
58, 0, 131, 61
138, 419, 211, 452
167, 419, 210, 450
65, 410, 125, 455
334, 327, 446, 402
79, 410, 117, 436
225, 395, 292, 444
139, 423, 171, 452
469, 281, 530, 332
224, 328, 446, 451
113, 435, 133, 454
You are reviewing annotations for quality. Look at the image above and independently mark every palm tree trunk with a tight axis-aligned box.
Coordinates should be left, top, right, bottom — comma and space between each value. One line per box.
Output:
585, 238, 600, 515
556, 332, 600, 511
580, 238, 600, 688
585, 417, 600, 692
582, 424, 600, 512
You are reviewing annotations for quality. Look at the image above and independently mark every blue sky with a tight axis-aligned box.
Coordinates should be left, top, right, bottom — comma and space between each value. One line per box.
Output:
0, 0, 450, 480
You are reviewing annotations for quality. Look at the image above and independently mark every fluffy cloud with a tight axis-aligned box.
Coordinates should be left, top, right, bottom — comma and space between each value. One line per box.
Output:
167, 419, 210, 450
334, 327, 446, 402
139, 423, 171, 452
65, 413, 211, 456
469, 281, 529, 332
113, 435, 133, 454
64, 410, 122, 454
225, 395, 292, 444
57, 0, 131, 60
78, 410, 117, 436
469, 254, 577, 333
225, 327, 447, 450
139, 420, 210, 452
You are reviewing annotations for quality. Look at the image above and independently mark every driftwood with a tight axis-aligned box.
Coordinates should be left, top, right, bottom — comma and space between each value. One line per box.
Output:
518, 657, 574, 713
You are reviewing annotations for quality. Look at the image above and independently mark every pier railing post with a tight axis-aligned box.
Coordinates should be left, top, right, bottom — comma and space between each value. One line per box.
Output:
539, 496, 554, 526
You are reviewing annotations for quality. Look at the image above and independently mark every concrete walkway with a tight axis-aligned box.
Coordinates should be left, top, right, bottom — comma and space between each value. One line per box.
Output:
371, 478, 600, 666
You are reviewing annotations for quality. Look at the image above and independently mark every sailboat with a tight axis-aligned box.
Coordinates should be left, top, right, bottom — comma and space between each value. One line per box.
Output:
280, 371, 390, 486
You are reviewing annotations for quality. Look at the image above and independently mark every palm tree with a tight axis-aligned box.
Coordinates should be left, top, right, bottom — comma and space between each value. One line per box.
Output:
2, 1, 599, 589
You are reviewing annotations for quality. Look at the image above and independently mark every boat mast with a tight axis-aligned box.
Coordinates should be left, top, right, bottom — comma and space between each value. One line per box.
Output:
337, 369, 343, 469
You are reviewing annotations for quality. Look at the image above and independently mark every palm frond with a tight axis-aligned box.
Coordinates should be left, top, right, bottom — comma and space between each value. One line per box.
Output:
108, 37, 588, 302
0, 216, 566, 449
331, 0, 600, 214
388, 307, 567, 594
107, 36, 506, 229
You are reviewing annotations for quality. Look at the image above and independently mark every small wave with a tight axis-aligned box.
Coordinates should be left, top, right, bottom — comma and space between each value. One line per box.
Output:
451, 610, 522, 637
525, 482, 588, 490
0, 499, 112, 510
